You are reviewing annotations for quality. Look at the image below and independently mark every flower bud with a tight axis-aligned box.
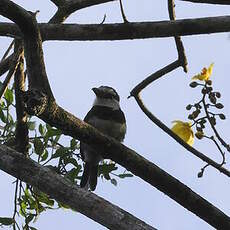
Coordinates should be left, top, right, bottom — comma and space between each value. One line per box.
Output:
190, 82, 198, 88
215, 103, 224, 109
195, 131, 204, 140
219, 114, 226, 120
215, 92, 221, 98
186, 104, 192, 110
206, 80, 212, 85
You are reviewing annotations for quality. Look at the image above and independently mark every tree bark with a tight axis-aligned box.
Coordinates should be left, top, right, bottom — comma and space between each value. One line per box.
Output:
0, 145, 156, 230
1, 15, 230, 41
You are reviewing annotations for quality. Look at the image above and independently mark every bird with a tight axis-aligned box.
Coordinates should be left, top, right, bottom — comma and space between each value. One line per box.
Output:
80, 86, 126, 191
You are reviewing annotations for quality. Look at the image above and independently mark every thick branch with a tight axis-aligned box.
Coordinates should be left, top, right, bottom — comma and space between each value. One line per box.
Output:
180, 0, 230, 4
1, 15, 230, 41
14, 40, 28, 154
35, 102, 230, 229
0, 145, 156, 230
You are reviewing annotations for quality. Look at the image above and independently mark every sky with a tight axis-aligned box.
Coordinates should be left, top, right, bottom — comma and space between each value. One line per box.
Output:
1, 0, 230, 229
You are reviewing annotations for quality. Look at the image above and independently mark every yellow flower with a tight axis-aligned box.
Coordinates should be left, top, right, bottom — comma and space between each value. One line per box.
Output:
192, 63, 214, 81
171, 120, 194, 146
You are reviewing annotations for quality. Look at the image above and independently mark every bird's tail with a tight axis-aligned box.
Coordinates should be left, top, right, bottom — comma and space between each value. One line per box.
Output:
80, 163, 98, 191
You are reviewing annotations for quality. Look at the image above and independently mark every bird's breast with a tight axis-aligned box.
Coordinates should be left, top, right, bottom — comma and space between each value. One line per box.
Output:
88, 117, 126, 142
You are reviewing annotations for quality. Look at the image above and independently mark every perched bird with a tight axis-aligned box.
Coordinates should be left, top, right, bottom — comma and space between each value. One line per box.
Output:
80, 86, 126, 191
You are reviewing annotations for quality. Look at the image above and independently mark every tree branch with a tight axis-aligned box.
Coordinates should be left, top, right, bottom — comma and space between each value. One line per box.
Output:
1, 15, 230, 41
0, 47, 21, 100
180, 0, 230, 4
0, 54, 14, 77
0, 145, 156, 230
49, 0, 116, 23
130, 61, 230, 177
14, 40, 28, 155
168, 0, 187, 72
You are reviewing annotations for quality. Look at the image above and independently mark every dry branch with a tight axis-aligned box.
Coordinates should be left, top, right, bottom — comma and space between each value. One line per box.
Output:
0, 54, 14, 77
1, 15, 230, 41
168, 0, 187, 72
50, 0, 116, 23
180, 0, 230, 4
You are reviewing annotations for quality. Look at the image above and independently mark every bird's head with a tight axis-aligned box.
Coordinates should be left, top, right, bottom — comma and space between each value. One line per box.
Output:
92, 86, 120, 102
92, 86, 120, 109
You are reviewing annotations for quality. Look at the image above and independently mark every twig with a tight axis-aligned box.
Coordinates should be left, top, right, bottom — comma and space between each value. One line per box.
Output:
119, 0, 128, 23
130, 60, 180, 96
168, 0, 188, 72
49, 0, 116, 23
1, 40, 14, 61
180, 0, 230, 4
133, 93, 230, 176
0, 48, 21, 100
202, 93, 230, 152
0, 53, 14, 77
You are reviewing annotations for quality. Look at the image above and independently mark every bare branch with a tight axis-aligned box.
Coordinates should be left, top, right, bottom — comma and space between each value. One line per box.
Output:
1, 40, 14, 61
0, 54, 14, 77
180, 0, 230, 4
0, 48, 21, 100
2, 15, 230, 41
0, 145, 156, 230
168, 0, 187, 72
119, 0, 128, 23
49, 0, 117, 23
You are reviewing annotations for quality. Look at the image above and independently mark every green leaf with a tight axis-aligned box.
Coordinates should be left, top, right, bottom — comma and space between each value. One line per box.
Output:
65, 168, 79, 182
41, 149, 48, 161
34, 138, 44, 156
0, 217, 15, 226
54, 134, 61, 143
70, 138, 77, 149
46, 127, 62, 138
51, 147, 67, 159
38, 193, 54, 207
27, 121, 36, 131
65, 158, 80, 167
0, 109, 6, 123
39, 124, 46, 136
25, 214, 35, 225
118, 173, 133, 179
30, 227, 38, 230
110, 178, 117, 186
58, 202, 70, 209
19, 200, 27, 217
4, 88, 13, 105
98, 163, 117, 176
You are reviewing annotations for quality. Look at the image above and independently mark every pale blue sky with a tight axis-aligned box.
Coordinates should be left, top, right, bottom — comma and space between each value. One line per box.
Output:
1, 1, 230, 229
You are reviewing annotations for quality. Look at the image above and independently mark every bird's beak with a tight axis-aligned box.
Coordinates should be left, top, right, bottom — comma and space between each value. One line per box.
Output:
92, 87, 100, 95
